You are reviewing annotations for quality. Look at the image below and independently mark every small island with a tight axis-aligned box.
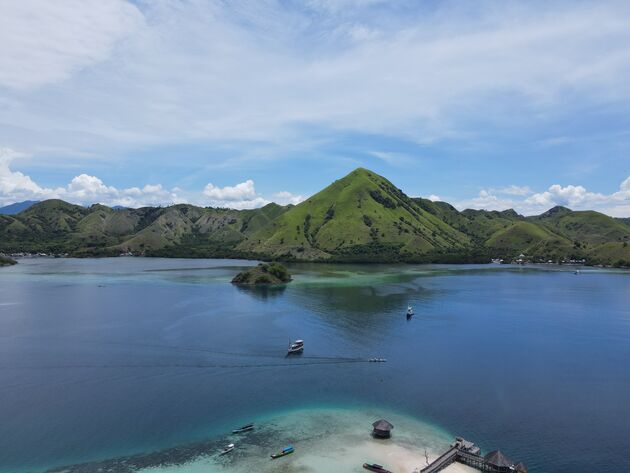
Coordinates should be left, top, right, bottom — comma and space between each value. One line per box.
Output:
0, 254, 17, 267
232, 262, 292, 285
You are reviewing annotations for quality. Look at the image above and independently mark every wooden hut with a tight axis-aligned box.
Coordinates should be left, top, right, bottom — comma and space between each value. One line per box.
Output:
372, 419, 394, 438
483, 450, 515, 472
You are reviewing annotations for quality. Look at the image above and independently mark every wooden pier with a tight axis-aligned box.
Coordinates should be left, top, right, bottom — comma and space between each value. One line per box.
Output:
420, 438, 527, 473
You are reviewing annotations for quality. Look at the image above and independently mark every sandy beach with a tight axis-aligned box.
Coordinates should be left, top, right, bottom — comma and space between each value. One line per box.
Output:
136, 407, 477, 473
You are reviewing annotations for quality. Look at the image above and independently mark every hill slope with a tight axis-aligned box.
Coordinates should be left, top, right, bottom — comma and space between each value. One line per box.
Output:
0, 201, 290, 257
0, 168, 628, 265
237, 168, 470, 261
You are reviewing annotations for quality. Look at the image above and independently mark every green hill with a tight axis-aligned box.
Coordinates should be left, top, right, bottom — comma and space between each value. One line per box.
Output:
0, 168, 628, 266
0, 201, 290, 257
237, 168, 470, 261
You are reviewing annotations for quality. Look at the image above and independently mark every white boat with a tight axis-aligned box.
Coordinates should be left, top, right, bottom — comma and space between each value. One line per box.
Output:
406, 305, 414, 318
287, 339, 304, 354
219, 443, 235, 455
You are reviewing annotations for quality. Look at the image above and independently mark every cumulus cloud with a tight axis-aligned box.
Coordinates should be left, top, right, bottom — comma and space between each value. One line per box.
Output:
201, 180, 305, 209
427, 194, 441, 202
203, 180, 257, 201
0, 148, 181, 208
1, 150, 308, 210
455, 190, 517, 212
274, 191, 305, 205
525, 184, 607, 208
202, 179, 267, 209
454, 175, 630, 217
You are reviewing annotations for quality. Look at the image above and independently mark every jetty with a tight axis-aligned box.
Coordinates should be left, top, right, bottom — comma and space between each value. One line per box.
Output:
420, 437, 527, 473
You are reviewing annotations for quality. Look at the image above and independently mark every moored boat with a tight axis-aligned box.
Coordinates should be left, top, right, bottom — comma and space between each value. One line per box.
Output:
287, 339, 304, 354
406, 305, 414, 319
219, 443, 235, 455
271, 445, 294, 459
232, 423, 254, 434
363, 463, 393, 473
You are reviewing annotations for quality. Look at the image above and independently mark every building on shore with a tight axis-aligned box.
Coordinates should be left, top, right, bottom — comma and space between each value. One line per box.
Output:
371, 419, 394, 438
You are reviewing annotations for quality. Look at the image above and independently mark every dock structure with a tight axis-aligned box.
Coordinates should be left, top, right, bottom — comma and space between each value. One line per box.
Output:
420, 438, 527, 473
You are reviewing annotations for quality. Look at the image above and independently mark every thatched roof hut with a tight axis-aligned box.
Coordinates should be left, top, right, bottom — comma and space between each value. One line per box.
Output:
372, 419, 394, 438
483, 450, 514, 472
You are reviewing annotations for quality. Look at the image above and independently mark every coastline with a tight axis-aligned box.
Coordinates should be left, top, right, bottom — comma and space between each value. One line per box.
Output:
42, 407, 474, 473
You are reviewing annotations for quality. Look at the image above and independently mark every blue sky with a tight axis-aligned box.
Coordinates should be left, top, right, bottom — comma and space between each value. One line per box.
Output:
1, 0, 630, 216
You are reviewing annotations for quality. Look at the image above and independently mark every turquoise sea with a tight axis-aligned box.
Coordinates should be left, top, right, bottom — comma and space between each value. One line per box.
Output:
0, 258, 629, 472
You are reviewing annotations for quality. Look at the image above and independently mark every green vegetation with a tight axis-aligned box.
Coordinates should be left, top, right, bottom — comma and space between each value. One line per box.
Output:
236, 168, 469, 261
0, 168, 629, 266
0, 254, 17, 266
232, 262, 292, 285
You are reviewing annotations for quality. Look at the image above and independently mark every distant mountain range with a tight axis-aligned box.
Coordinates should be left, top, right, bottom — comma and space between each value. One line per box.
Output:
0, 200, 39, 215
1, 168, 629, 266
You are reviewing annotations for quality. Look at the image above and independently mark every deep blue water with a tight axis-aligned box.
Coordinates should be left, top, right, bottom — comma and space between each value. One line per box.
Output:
1, 258, 629, 472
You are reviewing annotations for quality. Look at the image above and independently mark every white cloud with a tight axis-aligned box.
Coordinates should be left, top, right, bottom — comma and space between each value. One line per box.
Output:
490, 185, 533, 196
0, 148, 65, 202
0, 148, 181, 208
525, 184, 607, 208
274, 191, 305, 205
201, 180, 305, 209
454, 175, 630, 217
203, 180, 257, 201
202, 179, 268, 209
427, 194, 441, 202
0, 150, 310, 210
0, 0, 144, 89
3, 147, 630, 216
2, 1, 630, 156
455, 190, 517, 212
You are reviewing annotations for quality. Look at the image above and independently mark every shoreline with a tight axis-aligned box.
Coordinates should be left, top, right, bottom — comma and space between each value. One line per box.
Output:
39, 407, 478, 473
8, 253, 629, 270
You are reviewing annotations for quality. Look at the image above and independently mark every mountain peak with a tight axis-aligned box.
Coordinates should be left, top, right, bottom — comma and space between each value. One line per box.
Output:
538, 205, 571, 219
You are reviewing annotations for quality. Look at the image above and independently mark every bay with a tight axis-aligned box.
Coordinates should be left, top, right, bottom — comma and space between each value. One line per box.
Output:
0, 258, 629, 473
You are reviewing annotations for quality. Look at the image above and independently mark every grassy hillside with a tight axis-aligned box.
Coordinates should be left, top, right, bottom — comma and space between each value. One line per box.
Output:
237, 168, 470, 261
0, 201, 290, 257
0, 168, 628, 265
531, 206, 630, 245
485, 221, 573, 260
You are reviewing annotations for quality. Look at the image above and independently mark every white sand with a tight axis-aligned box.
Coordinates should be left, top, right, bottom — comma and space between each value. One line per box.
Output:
137, 407, 474, 473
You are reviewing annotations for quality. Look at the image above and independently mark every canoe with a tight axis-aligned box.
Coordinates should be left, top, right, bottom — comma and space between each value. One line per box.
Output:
232, 423, 254, 434
271, 445, 294, 459
363, 463, 393, 473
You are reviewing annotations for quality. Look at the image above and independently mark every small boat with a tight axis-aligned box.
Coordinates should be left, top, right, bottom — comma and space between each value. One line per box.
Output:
287, 339, 304, 355
271, 445, 294, 459
368, 358, 387, 363
574, 270, 580, 275
363, 463, 393, 473
406, 305, 414, 319
219, 443, 235, 455
232, 423, 254, 434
